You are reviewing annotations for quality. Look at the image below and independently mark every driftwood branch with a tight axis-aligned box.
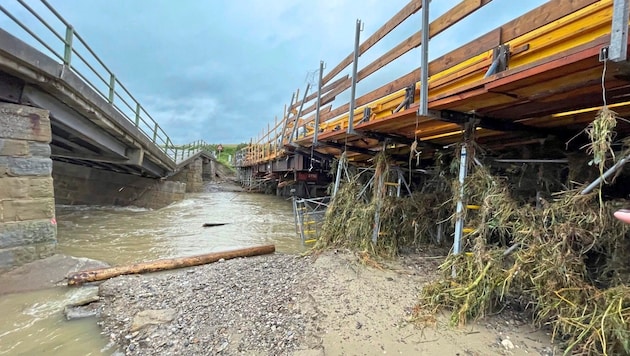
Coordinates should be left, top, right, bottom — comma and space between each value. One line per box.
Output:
67, 245, 275, 285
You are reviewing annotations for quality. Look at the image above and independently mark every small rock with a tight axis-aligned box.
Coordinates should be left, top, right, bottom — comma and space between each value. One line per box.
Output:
501, 339, 515, 350
130, 309, 177, 332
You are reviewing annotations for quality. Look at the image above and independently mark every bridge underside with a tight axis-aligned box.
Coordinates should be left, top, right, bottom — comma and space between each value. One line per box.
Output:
0, 71, 169, 178
0, 27, 180, 178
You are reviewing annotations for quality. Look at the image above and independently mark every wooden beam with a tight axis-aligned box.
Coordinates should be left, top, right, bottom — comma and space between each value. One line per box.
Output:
429, 28, 501, 76
321, 0, 423, 85
500, 0, 599, 44
303, 105, 332, 124
358, 0, 494, 82
320, 0, 598, 123
291, 75, 349, 111
301, 77, 351, 117
322, 68, 420, 122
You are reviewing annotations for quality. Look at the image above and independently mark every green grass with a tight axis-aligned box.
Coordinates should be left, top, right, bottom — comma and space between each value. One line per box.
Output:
205, 143, 245, 167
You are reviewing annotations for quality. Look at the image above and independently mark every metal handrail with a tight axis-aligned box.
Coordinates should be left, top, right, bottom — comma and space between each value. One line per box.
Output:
0, 0, 209, 165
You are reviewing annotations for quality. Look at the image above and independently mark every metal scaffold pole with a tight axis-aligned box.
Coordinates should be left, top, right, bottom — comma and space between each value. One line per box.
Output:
610, 0, 629, 62
419, 0, 430, 116
312, 60, 325, 146
332, 152, 346, 197
453, 144, 468, 257
347, 19, 362, 134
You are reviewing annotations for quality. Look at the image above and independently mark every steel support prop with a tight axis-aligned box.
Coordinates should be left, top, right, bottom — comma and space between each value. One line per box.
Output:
581, 152, 630, 195
332, 152, 346, 197
280, 93, 296, 145
610, 0, 630, 62
372, 167, 386, 244
347, 19, 362, 134
289, 84, 310, 144
313, 60, 325, 146
418, 0, 430, 116
453, 145, 468, 255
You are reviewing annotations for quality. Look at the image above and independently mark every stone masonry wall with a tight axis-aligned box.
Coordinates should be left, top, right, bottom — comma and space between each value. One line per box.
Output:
170, 158, 203, 193
53, 161, 186, 209
0, 103, 56, 271
202, 158, 215, 181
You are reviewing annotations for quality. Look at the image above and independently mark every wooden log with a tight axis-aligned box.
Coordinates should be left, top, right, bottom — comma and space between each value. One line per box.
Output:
202, 223, 228, 227
67, 245, 276, 286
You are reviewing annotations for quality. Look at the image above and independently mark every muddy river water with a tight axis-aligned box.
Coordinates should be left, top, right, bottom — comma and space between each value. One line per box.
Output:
0, 186, 304, 355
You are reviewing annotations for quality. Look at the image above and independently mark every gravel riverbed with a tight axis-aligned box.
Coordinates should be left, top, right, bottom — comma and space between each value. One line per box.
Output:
97, 251, 557, 355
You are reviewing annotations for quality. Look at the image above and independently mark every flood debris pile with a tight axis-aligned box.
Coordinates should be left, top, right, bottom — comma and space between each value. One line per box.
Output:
419, 165, 630, 355
314, 103, 630, 354
317, 153, 453, 257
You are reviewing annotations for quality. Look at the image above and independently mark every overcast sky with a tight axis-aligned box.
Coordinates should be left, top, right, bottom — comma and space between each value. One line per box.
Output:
2, 0, 547, 144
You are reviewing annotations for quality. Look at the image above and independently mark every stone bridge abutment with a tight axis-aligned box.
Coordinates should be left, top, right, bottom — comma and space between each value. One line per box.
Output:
0, 102, 213, 270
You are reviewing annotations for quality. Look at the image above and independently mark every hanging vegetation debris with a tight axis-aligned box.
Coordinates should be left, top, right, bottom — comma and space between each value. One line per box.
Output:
417, 165, 630, 355
316, 152, 453, 257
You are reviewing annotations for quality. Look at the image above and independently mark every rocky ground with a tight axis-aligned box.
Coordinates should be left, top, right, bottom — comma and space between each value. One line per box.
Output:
96, 250, 559, 355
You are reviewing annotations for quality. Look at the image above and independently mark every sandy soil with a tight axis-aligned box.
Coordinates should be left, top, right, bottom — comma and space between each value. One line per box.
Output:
303, 251, 557, 356
96, 250, 558, 355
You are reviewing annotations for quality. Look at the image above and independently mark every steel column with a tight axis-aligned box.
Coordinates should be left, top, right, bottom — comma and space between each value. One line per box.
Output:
418, 0, 430, 116
332, 152, 345, 197
372, 167, 386, 244
347, 19, 362, 134
610, 0, 630, 62
313, 60, 325, 146
289, 84, 310, 144
453, 145, 468, 257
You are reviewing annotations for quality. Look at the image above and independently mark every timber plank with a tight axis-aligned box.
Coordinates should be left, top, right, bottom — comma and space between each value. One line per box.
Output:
321, 0, 423, 85
291, 75, 349, 111
499, 0, 599, 44
300, 78, 351, 117
358, 0, 494, 87
429, 29, 501, 76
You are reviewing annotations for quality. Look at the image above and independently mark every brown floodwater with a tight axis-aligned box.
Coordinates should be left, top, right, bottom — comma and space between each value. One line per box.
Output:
0, 187, 304, 355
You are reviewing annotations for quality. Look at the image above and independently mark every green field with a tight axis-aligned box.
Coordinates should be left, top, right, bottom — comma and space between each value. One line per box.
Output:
206, 143, 246, 166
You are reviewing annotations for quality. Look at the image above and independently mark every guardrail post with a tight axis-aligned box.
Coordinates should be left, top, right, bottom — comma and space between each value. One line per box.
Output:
63, 26, 74, 65
134, 103, 141, 126
165, 137, 171, 154
108, 74, 116, 103
152, 123, 158, 142
174, 147, 178, 161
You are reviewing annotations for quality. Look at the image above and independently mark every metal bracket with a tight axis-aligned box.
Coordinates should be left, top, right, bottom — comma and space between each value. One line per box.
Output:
393, 84, 416, 113
359, 107, 372, 124
485, 44, 510, 77
600, 46, 610, 62
404, 84, 415, 110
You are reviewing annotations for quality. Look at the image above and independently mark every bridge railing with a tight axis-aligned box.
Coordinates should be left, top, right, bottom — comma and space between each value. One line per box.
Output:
163, 140, 216, 164
0, 0, 202, 163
